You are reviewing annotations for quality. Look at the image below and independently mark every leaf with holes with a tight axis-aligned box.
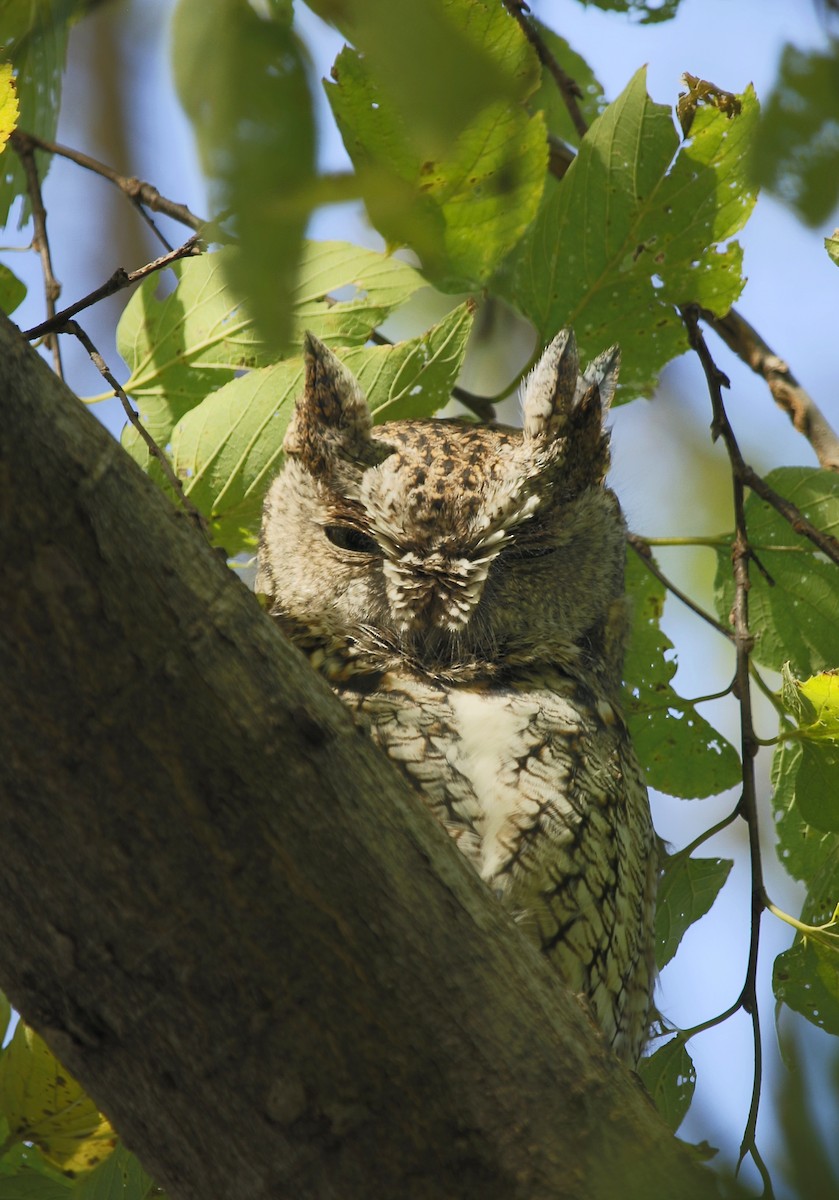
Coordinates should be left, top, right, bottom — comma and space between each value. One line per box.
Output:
655, 854, 733, 970
500, 68, 758, 397
623, 551, 740, 797
638, 1037, 695, 1131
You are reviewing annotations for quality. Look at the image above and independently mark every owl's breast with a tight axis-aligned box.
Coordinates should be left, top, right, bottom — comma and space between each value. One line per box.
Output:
344, 671, 599, 888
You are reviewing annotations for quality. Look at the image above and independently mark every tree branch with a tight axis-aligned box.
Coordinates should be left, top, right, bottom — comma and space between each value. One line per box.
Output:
700, 305, 839, 473
0, 312, 719, 1200
22, 235, 204, 341
12, 127, 208, 234
681, 306, 772, 1192
502, 0, 589, 140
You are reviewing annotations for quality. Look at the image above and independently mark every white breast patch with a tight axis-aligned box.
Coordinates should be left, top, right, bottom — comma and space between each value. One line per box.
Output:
447, 688, 552, 882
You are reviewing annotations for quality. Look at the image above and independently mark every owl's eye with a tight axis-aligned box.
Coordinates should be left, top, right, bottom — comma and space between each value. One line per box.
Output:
323, 524, 381, 556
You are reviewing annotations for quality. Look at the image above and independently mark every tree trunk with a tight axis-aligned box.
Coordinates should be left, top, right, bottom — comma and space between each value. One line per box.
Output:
0, 313, 718, 1200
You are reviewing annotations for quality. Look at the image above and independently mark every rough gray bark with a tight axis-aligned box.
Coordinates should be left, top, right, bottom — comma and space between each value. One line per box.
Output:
0, 312, 719, 1200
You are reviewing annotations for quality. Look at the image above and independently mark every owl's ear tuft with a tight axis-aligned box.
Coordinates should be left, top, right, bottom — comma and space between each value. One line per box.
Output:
283, 332, 374, 469
522, 329, 580, 441
579, 344, 620, 412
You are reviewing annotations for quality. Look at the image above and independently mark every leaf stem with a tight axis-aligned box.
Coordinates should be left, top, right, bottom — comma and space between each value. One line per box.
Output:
627, 532, 734, 640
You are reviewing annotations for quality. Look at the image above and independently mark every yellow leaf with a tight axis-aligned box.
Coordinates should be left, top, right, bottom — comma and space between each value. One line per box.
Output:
0, 65, 19, 153
797, 670, 839, 740
0, 1024, 117, 1177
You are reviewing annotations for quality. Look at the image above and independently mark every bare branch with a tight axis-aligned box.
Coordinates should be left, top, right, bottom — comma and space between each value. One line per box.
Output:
12, 127, 208, 234
681, 305, 770, 1188
701, 305, 839, 473
627, 533, 735, 641
10, 130, 63, 377
23, 235, 204, 341
63, 320, 209, 538
502, 0, 589, 140
680, 308, 839, 565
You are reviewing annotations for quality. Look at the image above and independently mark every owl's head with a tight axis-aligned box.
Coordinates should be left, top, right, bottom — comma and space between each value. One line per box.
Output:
257, 331, 628, 686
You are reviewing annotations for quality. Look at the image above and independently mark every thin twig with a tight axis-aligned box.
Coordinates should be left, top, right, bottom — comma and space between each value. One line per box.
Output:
369, 329, 499, 422
700, 306, 839, 473
23, 236, 204, 341
502, 0, 589, 140
627, 533, 735, 640
681, 305, 771, 1194
10, 130, 63, 377
681, 306, 839, 566
63, 320, 209, 538
12, 127, 208, 233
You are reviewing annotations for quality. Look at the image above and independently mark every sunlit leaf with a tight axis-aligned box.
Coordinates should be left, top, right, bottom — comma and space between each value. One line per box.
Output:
0, 0, 84, 227
172, 0, 316, 349
827, 231, 839, 266
171, 303, 473, 552
655, 853, 733, 970
309, 0, 530, 161
117, 242, 426, 443
0, 1025, 116, 1177
0, 64, 19, 151
501, 69, 758, 397
325, 0, 547, 290
623, 551, 740, 797
638, 1037, 695, 1130
714, 468, 839, 677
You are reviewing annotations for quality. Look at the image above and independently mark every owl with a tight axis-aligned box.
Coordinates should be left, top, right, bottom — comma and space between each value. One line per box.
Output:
256, 329, 656, 1063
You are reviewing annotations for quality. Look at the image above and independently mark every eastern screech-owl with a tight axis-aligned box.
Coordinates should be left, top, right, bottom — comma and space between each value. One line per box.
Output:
256, 329, 656, 1063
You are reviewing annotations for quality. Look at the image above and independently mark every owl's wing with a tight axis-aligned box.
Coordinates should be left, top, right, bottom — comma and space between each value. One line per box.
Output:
341, 674, 486, 869
497, 687, 656, 1063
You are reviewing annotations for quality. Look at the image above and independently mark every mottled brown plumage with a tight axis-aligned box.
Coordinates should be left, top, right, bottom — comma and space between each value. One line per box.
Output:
257, 330, 656, 1062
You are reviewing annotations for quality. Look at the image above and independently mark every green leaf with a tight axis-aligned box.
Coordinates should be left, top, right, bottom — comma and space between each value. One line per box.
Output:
826, 232, 839, 266
771, 738, 836, 884
325, 0, 547, 290
501, 69, 758, 397
751, 43, 839, 226
638, 1037, 695, 1131
623, 550, 740, 797
0, 264, 26, 315
117, 242, 426, 443
713, 467, 839, 677
655, 854, 733, 970
310, 0, 531, 162
570, 0, 684, 23
0, 1, 82, 226
172, 0, 316, 350
774, 939, 839, 1036
0, 1169, 70, 1199
171, 303, 473, 552
773, 837, 839, 1034
527, 23, 605, 148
